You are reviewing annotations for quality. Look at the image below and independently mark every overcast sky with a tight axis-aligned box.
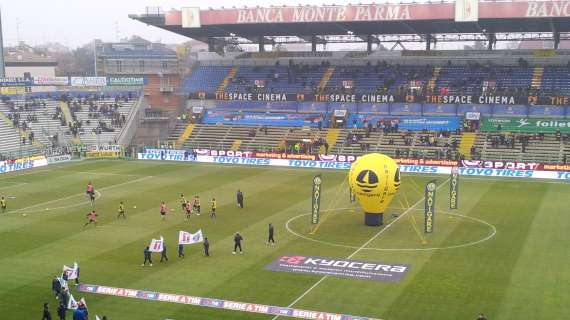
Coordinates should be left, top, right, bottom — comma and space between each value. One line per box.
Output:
0, 0, 407, 48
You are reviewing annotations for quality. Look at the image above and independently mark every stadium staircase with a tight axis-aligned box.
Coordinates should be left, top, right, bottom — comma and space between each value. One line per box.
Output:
459, 132, 477, 159
59, 102, 81, 145
427, 67, 441, 92
230, 139, 242, 151
320, 128, 340, 154
316, 67, 335, 93
530, 66, 544, 90
176, 123, 195, 148
216, 66, 239, 92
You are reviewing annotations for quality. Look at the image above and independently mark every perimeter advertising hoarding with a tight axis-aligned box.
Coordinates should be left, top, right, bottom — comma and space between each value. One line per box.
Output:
193, 91, 570, 106
311, 175, 322, 224
203, 111, 323, 127
481, 117, 570, 133
107, 77, 145, 86
424, 180, 437, 233
266, 255, 409, 283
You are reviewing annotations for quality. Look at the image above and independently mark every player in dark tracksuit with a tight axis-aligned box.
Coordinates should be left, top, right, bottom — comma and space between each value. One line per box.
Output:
203, 237, 210, 257
233, 232, 243, 254
236, 190, 244, 209
52, 276, 61, 297
267, 223, 275, 245
178, 244, 184, 258
160, 244, 168, 262
57, 302, 66, 320
142, 246, 152, 267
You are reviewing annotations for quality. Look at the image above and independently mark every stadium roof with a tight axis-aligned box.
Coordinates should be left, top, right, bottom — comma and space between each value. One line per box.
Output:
130, 1, 570, 48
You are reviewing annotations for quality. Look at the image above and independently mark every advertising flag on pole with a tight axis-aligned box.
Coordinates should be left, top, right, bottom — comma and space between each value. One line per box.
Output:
311, 175, 323, 224
424, 180, 437, 233
450, 167, 459, 209
62, 262, 79, 280
179, 229, 204, 245
149, 236, 164, 253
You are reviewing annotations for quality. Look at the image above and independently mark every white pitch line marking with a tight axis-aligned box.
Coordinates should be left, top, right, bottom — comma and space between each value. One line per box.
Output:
272, 178, 450, 320
8, 176, 152, 215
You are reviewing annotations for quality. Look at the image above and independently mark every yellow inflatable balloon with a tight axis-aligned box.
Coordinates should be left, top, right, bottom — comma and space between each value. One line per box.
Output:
349, 153, 400, 226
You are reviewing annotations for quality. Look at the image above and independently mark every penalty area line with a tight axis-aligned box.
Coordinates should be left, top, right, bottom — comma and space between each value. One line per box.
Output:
77, 283, 379, 320
273, 178, 450, 320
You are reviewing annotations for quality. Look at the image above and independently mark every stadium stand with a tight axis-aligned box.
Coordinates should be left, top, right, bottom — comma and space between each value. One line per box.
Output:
183, 62, 569, 97
182, 66, 233, 93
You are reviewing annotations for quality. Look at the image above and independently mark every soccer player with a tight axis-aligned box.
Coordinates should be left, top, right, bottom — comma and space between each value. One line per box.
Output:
210, 198, 217, 218
0, 195, 6, 213
233, 232, 243, 254
236, 190, 244, 209
267, 223, 275, 245
180, 194, 187, 212
178, 243, 184, 258
193, 195, 201, 215
83, 210, 97, 227
117, 201, 126, 219
142, 246, 152, 267
160, 244, 168, 262
86, 181, 95, 204
160, 202, 167, 220
203, 237, 210, 257
185, 200, 192, 219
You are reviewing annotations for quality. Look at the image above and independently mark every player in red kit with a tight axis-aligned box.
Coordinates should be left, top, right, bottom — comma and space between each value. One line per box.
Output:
83, 210, 97, 227
160, 202, 167, 220
86, 181, 95, 204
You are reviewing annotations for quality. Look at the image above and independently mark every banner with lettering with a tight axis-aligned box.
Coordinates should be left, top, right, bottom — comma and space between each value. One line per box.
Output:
481, 117, 570, 133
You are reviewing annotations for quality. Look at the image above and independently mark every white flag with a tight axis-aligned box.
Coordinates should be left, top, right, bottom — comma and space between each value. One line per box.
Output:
149, 236, 164, 252
62, 262, 79, 280
96, 316, 101, 320
179, 229, 203, 245
68, 294, 79, 310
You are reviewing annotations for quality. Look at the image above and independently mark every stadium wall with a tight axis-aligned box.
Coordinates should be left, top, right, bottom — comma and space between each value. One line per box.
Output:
136, 149, 570, 181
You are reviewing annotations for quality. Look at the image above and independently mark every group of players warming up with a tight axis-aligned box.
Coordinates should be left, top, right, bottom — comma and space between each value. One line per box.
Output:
80, 181, 274, 266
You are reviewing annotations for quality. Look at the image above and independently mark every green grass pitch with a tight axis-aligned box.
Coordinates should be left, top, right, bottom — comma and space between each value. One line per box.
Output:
0, 160, 568, 319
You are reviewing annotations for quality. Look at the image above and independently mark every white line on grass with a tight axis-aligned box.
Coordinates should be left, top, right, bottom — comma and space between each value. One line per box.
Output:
272, 178, 450, 320
286, 209, 497, 252
9, 176, 152, 215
